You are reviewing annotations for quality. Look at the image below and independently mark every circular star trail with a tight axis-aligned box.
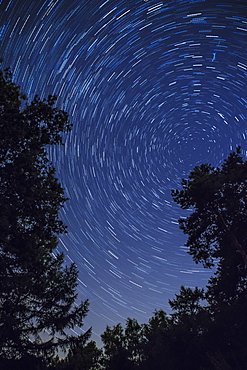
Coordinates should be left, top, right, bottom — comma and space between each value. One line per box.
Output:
1, 0, 247, 344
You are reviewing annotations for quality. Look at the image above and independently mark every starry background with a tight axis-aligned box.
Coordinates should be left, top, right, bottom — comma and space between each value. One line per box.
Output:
1, 0, 247, 345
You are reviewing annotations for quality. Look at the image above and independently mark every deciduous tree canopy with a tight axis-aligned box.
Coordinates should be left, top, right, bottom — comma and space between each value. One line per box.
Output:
171, 148, 247, 300
171, 148, 247, 368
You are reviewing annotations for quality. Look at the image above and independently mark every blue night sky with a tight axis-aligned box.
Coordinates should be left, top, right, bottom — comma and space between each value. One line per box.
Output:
1, 0, 247, 345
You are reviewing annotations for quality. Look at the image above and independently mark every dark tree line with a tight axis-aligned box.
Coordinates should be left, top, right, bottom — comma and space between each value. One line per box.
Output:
79, 148, 246, 370
56, 147, 247, 370
1, 64, 247, 369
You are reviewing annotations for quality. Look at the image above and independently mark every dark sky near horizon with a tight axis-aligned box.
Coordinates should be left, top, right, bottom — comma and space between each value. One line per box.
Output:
1, 0, 247, 345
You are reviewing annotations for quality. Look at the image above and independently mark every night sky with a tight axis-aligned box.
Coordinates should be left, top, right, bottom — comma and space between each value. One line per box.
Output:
1, 0, 247, 345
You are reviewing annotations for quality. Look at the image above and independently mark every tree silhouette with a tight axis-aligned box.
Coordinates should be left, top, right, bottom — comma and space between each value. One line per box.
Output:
0, 65, 90, 369
56, 340, 102, 370
172, 148, 247, 368
171, 148, 247, 297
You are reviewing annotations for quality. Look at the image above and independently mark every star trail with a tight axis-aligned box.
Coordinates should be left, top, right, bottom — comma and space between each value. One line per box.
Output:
1, 0, 247, 344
